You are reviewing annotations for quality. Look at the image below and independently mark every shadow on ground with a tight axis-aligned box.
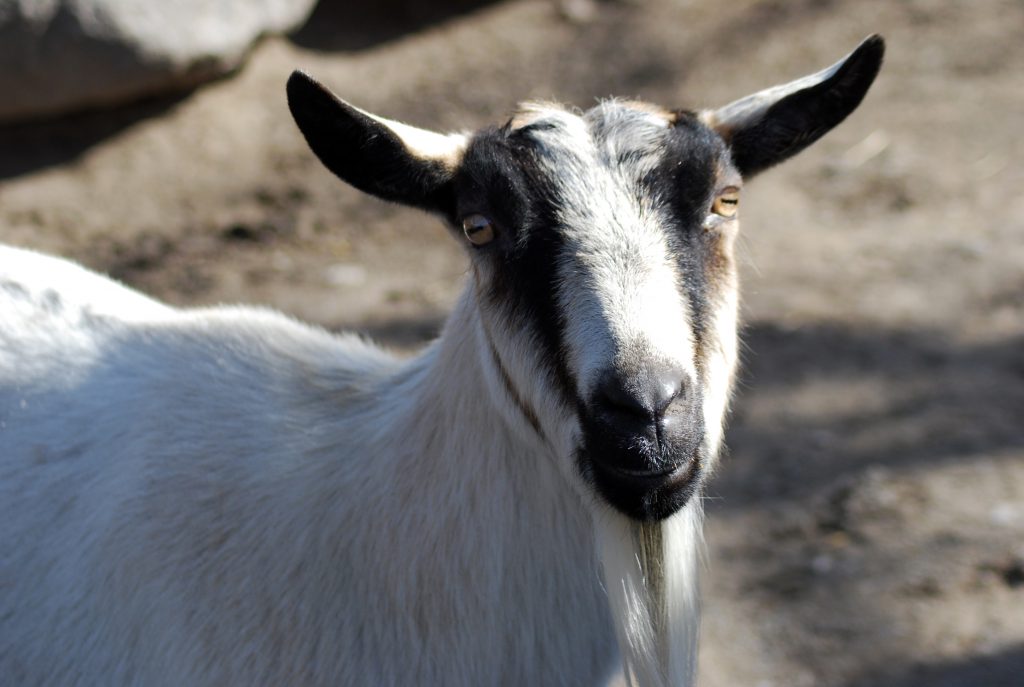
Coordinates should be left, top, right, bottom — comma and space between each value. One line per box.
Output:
718, 321, 1024, 505
0, 91, 196, 180
846, 645, 1024, 687
289, 0, 500, 52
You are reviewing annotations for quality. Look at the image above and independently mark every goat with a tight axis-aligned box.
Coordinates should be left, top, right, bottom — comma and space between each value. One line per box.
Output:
0, 36, 883, 686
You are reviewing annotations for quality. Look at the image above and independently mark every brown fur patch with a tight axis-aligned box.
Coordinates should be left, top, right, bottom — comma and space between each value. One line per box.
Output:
509, 101, 568, 130
617, 100, 676, 123
698, 109, 736, 142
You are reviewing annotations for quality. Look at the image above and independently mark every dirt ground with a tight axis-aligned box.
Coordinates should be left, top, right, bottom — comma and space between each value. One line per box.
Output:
1, 0, 1022, 684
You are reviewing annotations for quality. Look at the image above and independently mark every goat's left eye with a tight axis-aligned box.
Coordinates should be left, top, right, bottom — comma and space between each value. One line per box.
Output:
712, 188, 740, 218
462, 214, 496, 246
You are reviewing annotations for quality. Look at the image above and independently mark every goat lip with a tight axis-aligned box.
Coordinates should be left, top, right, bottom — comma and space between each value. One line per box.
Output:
593, 453, 699, 490
605, 464, 678, 481
583, 448, 704, 520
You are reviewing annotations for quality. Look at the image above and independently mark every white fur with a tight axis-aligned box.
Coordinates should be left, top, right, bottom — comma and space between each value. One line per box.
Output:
356, 105, 468, 166
594, 503, 704, 687
0, 245, 620, 686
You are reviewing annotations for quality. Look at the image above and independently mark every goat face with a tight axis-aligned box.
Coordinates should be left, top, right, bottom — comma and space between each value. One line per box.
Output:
286, 35, 884, 521
450, 104, 738, 521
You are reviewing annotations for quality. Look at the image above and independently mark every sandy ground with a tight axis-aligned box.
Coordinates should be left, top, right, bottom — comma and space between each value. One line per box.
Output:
1, 0, 1022, 684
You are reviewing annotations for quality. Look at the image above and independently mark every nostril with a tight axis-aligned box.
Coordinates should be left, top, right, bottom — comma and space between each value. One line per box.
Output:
596, 375, 650, 420
593, 367, 686, 425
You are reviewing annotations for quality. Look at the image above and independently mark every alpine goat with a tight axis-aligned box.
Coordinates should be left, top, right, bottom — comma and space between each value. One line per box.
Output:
0, 36, 884, 686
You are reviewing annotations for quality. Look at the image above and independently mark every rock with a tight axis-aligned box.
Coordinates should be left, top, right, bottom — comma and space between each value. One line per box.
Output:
0, 0, 317, 123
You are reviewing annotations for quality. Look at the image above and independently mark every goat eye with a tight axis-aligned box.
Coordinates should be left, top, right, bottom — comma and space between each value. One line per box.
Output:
462, 214, 496, 246
712, 188, 740, 218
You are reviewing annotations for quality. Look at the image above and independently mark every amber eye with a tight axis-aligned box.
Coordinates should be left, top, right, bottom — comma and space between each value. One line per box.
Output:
462, 214, 496, 246
712, 188, 740, 218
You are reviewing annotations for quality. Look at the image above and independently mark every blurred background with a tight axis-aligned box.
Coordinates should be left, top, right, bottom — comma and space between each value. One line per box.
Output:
1, 0, 1022, 685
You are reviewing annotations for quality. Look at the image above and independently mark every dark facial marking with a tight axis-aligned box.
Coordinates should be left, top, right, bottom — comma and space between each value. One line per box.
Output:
454, 127, 579, 409
646, 114, 733, 375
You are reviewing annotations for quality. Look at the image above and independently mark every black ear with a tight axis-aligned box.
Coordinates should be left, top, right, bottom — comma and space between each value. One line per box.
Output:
286, 71, 465, 215
705, 35, 885, 178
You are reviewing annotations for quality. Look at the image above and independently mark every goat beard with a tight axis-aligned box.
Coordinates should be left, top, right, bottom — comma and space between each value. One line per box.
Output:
594, 500, 704, 687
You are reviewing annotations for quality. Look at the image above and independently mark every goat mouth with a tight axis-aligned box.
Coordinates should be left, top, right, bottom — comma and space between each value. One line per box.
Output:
599, 459, 696, 487
585, 449, 703, 521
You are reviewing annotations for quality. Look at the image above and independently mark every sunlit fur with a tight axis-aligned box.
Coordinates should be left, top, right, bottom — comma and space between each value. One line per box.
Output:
0, 246, 618, 686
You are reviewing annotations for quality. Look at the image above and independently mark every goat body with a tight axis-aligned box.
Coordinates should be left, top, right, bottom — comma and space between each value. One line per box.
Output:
0, 36, 883, 686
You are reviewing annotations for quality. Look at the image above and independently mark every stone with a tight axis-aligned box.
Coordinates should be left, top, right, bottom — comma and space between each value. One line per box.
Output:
0, 0, 317, 122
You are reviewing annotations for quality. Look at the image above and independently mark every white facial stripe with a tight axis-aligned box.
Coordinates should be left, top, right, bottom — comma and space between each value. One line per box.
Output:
585, 100, 672, 173
520, 105, 698, 400
561, 211, 697, 401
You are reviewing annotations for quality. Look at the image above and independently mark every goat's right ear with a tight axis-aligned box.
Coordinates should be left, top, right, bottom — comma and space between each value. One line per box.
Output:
286, 71, 466, 215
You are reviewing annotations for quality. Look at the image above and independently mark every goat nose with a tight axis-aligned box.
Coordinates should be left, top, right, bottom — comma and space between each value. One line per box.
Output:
593, 367, 684, 428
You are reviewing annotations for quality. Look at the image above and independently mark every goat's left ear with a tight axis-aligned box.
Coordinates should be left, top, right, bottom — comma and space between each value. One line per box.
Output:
287, 71, 466, 216
703, 35, 885, 178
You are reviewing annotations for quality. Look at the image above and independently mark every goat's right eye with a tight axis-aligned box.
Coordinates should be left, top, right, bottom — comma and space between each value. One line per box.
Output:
462, 214, 496, 246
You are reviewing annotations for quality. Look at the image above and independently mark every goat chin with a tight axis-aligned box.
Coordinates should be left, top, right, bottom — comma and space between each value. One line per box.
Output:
594, 500, 704, 687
